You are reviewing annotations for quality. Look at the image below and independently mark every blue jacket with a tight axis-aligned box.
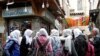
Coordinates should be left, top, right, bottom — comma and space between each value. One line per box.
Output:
4, 40, 20, 56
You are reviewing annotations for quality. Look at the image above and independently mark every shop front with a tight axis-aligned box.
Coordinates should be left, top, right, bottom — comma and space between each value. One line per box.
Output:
2, 6, 55, 36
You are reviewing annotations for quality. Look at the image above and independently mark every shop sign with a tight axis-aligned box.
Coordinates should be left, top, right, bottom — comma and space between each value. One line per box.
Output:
2, 7, 33, 18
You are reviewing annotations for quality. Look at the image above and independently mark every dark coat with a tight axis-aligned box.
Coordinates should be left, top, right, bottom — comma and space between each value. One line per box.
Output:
71, 40, 78, 56
4, 40, 20, 56
20, 36, 30, 56
74, 35, 87, 56
94, 36, 100, 56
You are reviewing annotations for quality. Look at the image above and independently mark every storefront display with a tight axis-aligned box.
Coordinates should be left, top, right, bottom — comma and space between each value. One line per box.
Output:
66, 16, 90, 27
8, 18, 32, 35
2, 6, 54, 36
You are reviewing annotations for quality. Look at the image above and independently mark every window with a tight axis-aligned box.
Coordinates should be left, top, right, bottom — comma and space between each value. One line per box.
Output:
77, 0, 83, 10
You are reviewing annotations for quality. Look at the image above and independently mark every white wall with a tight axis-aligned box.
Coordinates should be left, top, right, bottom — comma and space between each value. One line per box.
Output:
69, 0, 90, 16
60, 0, 99, 17
59, 0, 63, 8
69, 0, 77, 12
83, 0, 89, 16
90, 0, 99, 10
63, 0, 70, 18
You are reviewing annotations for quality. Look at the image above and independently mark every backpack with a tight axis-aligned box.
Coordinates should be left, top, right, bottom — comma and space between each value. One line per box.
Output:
27, 38, 50, 56
58, 40, 69, 56
86, 42, 95, 56
35, 38, 49, 56
3, 40, 16, 56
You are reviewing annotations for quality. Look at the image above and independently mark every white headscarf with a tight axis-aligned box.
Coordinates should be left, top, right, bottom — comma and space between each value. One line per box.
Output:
73, 28, 82, 38
24, 29, 33, 45
6, 32, 13, 42
50, 29, 60, 47
93, 27, 100, 37
50, 29, 59, 37
39, 28, 48, 38
10, 30, 21, 45
19, 37, 22, 45
63, 29, 72, 54
34, 32, 40, 39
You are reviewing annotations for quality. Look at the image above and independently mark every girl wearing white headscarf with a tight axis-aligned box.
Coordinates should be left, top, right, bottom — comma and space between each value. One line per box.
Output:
50, 29, 60, 56
33, 28, 53, 56
64, 29, 72, 54
73, 28, 82, 38
59, 29, 78, 56
73, 28, 88, 56
4, 30, 21, 56
34, 32, 40, 39
92, 28, 100, 56
20, 29, 33, 56
38, 28, 52, 51
30, 31, 40, 49
6, 31, 13, 43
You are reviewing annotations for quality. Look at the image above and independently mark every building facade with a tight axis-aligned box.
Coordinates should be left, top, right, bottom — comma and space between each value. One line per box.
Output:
69, 0, 90, 18
96, 0, 100, 30
0, 0, 65, 43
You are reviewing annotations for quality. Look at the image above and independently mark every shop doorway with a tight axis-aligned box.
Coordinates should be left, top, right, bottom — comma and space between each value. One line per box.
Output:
8, 18, 32, 36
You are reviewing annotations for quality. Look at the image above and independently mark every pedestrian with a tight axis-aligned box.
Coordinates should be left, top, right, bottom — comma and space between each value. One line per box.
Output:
20, 29, 33, 56
34, 32, 40, 39
83, 28, 95, 56
74, 28, 87, 56
91, 28, 100, 56
2, 31, 13, 56
88, 22, 96, 32
32, 28, 53, 56
86, 40, 95, 56
50, 29, 61, 56
4, 30, 21, 56
59, 29, 78, 56
5, 31, 13, 43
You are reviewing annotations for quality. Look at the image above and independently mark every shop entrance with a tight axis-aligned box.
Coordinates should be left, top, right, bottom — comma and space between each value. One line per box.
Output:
7, 18, 32, 35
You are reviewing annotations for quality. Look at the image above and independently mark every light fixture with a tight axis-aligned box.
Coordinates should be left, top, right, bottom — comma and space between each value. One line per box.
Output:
24, 2, 27, 12
42, 2, 45, 8
46, 1, 49, 8
24, 7, 27, 12
6, 6, 9, 11
6, 0, 14, 5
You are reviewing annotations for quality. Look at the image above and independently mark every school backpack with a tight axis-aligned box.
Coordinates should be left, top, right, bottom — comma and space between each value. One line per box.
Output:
27, 38, 50, 56
57, 40, 70, 56
35, 38, 49, 56
2, 40, 19, 56
86, 42, 95, 56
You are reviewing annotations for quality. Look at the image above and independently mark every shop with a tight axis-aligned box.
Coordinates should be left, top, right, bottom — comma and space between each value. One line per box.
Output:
2, 6, 54, 36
